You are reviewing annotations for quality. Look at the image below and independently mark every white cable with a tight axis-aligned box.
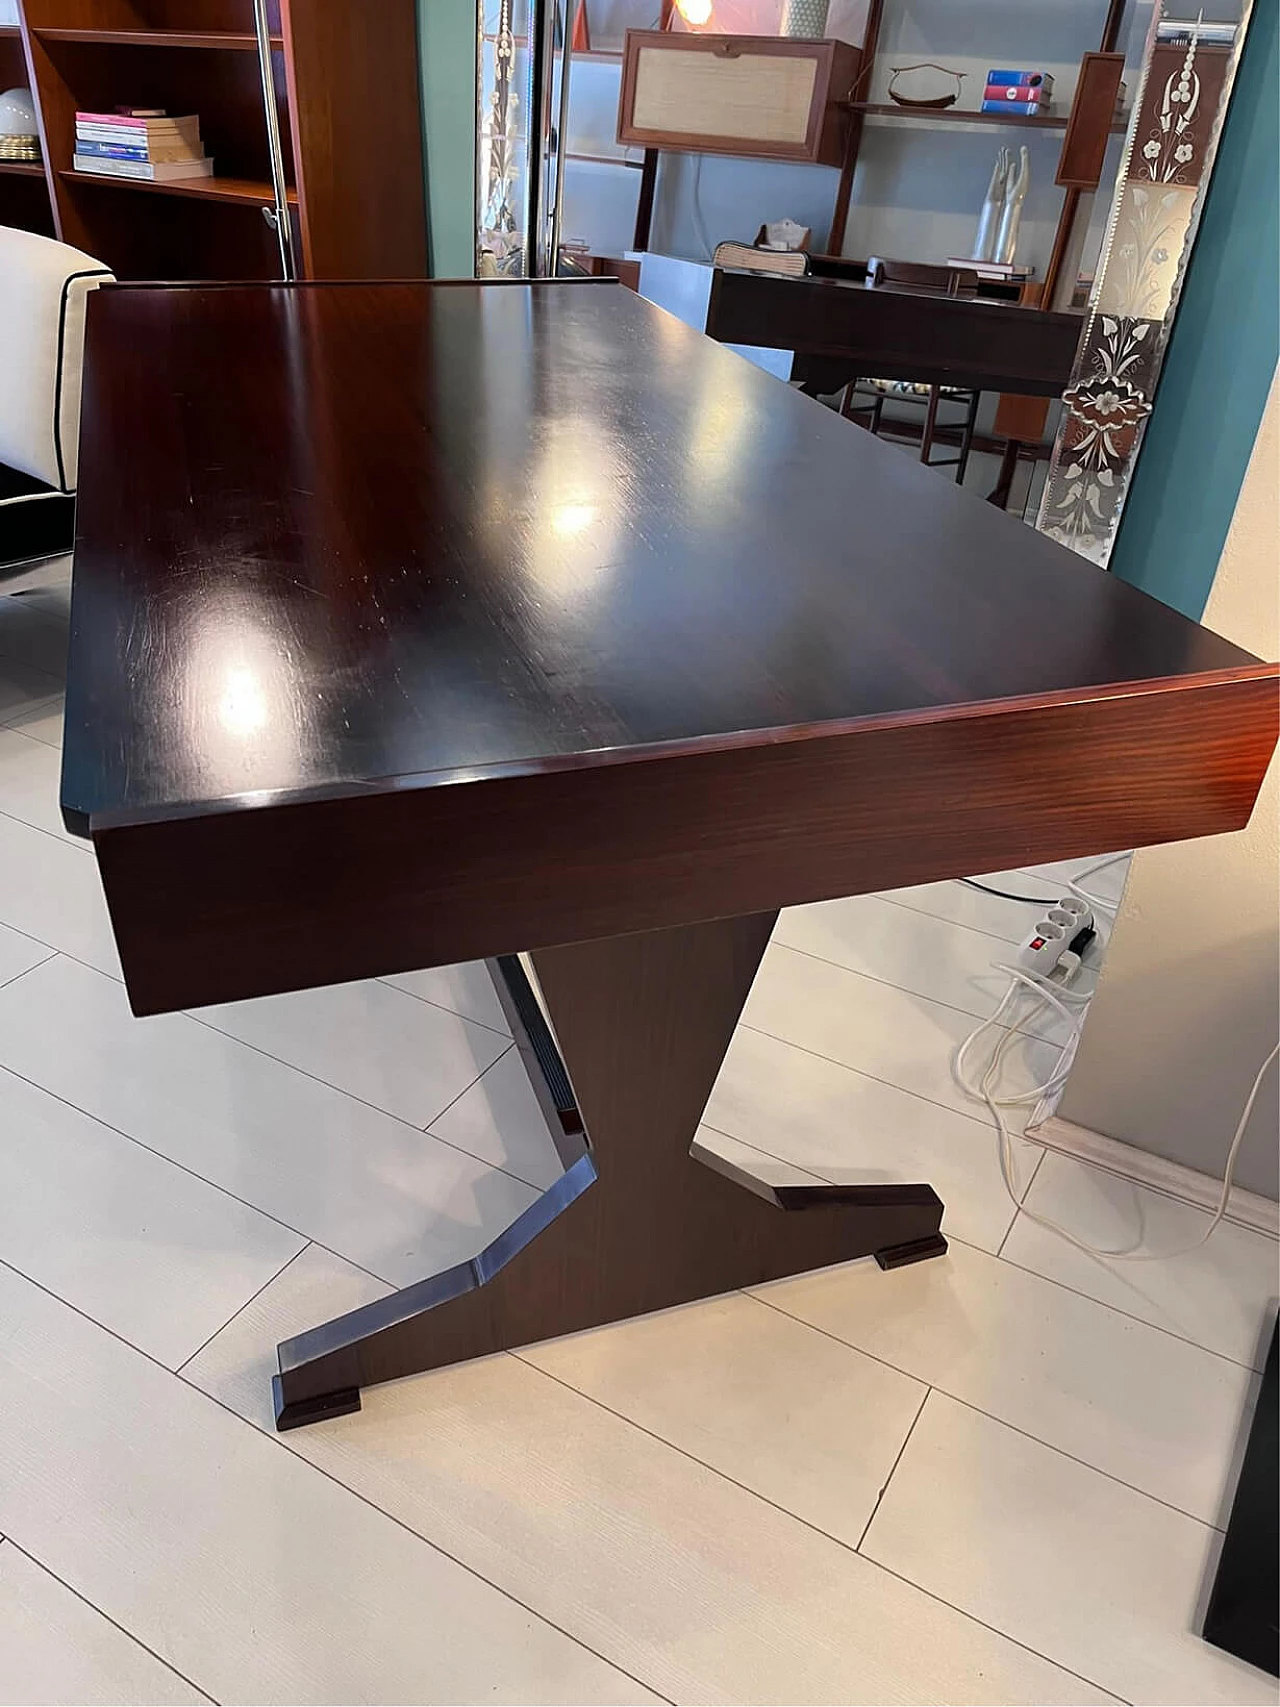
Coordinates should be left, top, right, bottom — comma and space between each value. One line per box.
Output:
1066, 851, 1130, 915
953, 895, 1279, 1261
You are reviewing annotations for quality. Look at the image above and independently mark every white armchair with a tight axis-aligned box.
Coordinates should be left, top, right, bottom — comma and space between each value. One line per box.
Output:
0, 225, 113, 576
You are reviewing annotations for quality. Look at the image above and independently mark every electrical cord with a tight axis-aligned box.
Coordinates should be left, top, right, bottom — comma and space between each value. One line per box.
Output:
960, 878, 1050, 905
953, 854, 1277, 1262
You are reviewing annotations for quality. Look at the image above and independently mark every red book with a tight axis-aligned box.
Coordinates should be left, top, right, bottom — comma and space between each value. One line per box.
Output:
983, 82, 1049, 104
76, 110, 200, 132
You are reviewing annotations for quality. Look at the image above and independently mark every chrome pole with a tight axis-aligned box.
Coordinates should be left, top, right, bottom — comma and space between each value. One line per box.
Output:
524, 0, 574, 276
252, 0, 296, 280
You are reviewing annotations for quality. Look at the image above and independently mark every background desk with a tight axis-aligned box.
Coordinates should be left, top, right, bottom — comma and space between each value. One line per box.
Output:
63, 279, 1278, 1429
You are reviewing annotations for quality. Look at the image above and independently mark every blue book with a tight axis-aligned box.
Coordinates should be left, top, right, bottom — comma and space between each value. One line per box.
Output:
75, 139, 152, 160
987, 69, 1053, 89
981, 99, 1050, 116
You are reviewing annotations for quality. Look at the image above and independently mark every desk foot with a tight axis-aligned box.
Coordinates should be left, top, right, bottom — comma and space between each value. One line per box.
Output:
273, 917, 946, 1429
875, 1232, 949, 1270
272, 1376, 362, 1432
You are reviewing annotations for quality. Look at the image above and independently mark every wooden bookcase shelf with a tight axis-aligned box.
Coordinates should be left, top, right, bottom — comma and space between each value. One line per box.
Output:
3, 0, 426, 282
60, 166, 297, 205
0, 159, 47, 175
35, 27, 285, 49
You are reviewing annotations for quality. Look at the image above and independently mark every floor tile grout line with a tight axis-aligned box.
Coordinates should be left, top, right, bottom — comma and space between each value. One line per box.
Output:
0, 1056, 394, 1293
855, 1384, 930, 1552
1, 952, 547, 1195
0, 1535, 220, 1704
0, 948, 57, 993
0, 800, 92, 853
874, 887, 1046, 946
991, 1245, 1266, 1373
737, 1020, 1044, 1139
995, 1147, 1047, 1258
0, 1253, 674, 1707
857, 1543, 1134, 1706
375, 977, 513, 1040
767, 939, 1073, 1045
747, 1289, 1230, 1530
175, 1243, 312, 1375
182, 1013, 545, 1194
511, 1350, 1127, 1705
697, 1125, 833, 1187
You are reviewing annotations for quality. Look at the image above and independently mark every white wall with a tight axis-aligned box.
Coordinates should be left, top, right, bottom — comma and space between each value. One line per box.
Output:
1057, 373, 1280, 1200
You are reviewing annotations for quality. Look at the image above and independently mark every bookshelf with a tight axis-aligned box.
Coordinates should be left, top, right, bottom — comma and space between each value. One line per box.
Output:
3, 1, 426, 281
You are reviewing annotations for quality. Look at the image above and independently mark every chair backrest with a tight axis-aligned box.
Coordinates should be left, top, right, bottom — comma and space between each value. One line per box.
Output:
0, 225, 113, 492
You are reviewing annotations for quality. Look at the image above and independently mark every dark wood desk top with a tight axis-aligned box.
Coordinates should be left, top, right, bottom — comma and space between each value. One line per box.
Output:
67, 279, 1255, 825
63, 280, 1277, 1014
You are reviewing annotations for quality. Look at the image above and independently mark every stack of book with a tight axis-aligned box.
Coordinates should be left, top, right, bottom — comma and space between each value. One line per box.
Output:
73, 109, 213, 182
981, 70, 1054, 117
946, 257, 1035, 284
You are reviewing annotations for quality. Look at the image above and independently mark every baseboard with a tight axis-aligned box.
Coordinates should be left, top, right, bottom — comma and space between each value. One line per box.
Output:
1031, 1116, 1279, 1238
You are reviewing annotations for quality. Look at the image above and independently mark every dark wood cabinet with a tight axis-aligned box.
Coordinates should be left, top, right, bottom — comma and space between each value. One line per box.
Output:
617, 30, 860, 166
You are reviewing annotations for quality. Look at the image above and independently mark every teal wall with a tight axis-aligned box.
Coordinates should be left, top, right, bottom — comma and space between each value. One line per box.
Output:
1108, 1, 1279, 619
418, 0, 478, 278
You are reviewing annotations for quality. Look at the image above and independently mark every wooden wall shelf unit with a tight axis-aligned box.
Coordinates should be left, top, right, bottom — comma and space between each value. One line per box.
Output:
2, 0, 426, 282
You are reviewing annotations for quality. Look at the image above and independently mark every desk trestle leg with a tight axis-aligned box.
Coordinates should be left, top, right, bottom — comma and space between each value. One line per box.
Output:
272, 914, 946, 1431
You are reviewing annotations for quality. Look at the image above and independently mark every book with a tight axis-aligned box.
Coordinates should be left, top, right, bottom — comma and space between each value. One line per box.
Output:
947, 257, 1034, 279
986, 70, 1054, 91
983, 81, 1050, 103
73, 154, 214, 181
75, 138, 208, 164
76, 111, 201, 137
981, 99, 1052, 116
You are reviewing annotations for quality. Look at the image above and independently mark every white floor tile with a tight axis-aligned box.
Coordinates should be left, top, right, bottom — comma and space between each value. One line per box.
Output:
1021, 853, 1130, 904
0, 924, 52, 990
863, 1391, 1276, 1706
429, 1046, 568, 1190
742, 942, 1065, 1131
753, 1236, 1255, 1524
0, 727, 82, 846
2, 694, 64, 748
879, 871, 1064, 944
775, 894, 1066, 1039
0, 815, 120, 977
704, 1025, 1031, 1251
693, 1124, 831, 1187
1005, 1151, 1280, 1369
195, 977, 508, 1130
0, 1542, 206, 1706
0, 598, 69, 678
0, 1065, 303, 1368
382, 960, 513, 1035
0, 956, 538, 1288
0, 1262, 648, 1706
184, 1244, 393, 1429
0, 657, 62, 725
188, 1265, 1112, 1706
520, 1291, 926, 1550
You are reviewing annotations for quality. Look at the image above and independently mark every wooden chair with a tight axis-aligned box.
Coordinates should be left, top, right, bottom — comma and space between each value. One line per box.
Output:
839, 257, 982, 484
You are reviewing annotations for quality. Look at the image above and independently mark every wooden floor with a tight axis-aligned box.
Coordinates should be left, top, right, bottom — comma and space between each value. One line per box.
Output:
0, 576, 1274, 1706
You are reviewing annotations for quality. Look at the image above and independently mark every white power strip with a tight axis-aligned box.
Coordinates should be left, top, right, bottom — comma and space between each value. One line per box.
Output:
1015, 894, 1094, 976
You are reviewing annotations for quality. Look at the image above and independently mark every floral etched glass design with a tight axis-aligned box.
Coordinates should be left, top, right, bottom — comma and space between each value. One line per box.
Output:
1037, 4, 1252, 565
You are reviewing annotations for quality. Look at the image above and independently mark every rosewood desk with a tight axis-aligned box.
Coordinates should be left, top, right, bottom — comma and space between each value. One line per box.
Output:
61, 279, 1278, 1431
